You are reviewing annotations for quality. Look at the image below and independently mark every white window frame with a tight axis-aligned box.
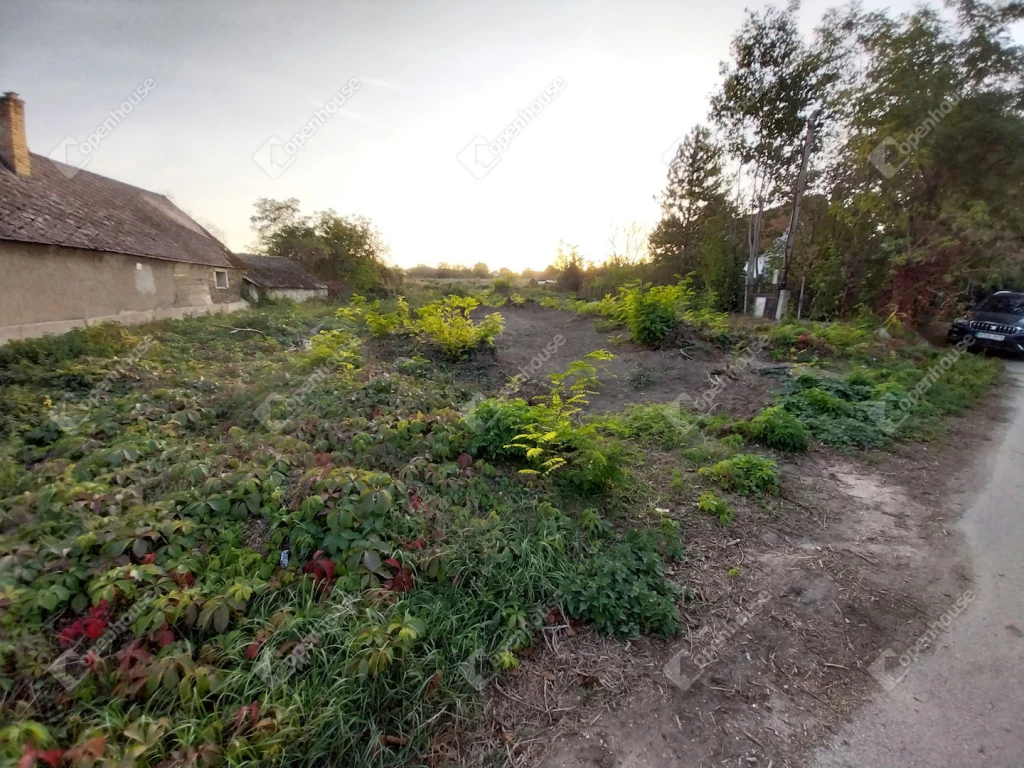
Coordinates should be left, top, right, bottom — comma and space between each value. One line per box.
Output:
214, 269, 229, 289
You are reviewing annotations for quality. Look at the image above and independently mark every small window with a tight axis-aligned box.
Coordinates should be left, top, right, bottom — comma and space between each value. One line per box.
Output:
214, 269, 229, 289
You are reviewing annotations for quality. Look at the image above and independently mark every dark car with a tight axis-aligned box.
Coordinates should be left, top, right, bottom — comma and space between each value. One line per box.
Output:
948, 291, 1024, 354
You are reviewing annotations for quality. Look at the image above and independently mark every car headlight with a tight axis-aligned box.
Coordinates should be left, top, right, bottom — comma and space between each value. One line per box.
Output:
952, 317, 969, 327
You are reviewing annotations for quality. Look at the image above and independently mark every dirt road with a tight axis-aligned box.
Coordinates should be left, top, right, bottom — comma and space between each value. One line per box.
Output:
811, 360, 1024, 768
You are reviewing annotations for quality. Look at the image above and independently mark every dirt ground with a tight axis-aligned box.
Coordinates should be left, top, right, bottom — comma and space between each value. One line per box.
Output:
455, 304, 1006, 768
489, 304, 780, 418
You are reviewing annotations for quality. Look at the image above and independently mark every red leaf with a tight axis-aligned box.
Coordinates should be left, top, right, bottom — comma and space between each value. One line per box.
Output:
118, 641, 151, 672
317, 558, 335, 581
89, 599, 109, 618
155, 626, 175, 648
141, 552, 157, 565
304, 554, 335, 582
383, 558, 401, 569
233, 701, 260, 733
386, 566, 415, 593
59, 622, 82, 645
457, 453, 473, 469
16, 743, 36, 768
245, 642, 262, 660
37, 750, 63, 768
83, 617, 107, 640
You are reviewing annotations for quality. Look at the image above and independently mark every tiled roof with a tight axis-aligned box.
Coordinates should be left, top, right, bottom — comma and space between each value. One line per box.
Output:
0, 153, 243, 269
236, 254, 326, 290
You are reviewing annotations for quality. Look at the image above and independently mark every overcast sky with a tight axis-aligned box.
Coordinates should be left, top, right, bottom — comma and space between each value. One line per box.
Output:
2, 0, 979, 270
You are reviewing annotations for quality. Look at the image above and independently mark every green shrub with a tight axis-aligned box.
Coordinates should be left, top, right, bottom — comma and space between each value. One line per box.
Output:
499, 352, 625, 494
697, 490, 734, 526
416, 296, 504, 359
463, 397, 536, 462
699, 453, 779, 495
305, 329, 361, 369
366, 297, 412, 337
620, 282, 692, 344
748, 405, 809, 452
562, 531, 680, 636
683, 306, 732, 341
492, 276, 514, 295
777, 372, 894, 449
618, 404, 695, 451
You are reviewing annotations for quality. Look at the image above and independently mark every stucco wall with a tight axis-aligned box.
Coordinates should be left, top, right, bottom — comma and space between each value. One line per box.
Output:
242, 282, 327, 303
0, 241, 247, 343
267, 288, 327, 302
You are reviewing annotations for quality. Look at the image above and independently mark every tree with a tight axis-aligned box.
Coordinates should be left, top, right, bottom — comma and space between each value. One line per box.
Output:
649, 125, 729, 278
552, 243, 585, 293
821, 0, 1024, 319
472, 262, 492, 278
249, 198, 394, 293
710, 3, 841, 311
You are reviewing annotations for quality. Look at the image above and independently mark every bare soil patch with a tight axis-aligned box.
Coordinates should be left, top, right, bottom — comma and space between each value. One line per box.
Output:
489, 304, 779, 418
455, 305, 1008, 768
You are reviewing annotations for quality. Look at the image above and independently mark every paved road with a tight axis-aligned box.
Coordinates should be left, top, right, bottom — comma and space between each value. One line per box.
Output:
811, 361, 1024, 768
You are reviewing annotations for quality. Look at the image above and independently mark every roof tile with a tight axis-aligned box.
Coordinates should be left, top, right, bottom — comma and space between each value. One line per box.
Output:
0, 154, 241, 269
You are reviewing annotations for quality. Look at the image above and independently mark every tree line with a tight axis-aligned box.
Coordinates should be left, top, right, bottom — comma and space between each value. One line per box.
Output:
649, 0, 1024, 322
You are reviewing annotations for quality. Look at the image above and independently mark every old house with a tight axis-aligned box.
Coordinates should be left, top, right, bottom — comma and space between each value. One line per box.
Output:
236, 254, 327, 302
0, 92, 248, 344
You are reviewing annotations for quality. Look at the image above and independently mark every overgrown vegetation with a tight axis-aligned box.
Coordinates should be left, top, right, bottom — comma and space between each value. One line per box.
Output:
775, 346, 999, 449
342, 293, 504, 359
558, 280, 730, 346
699, 454, 780, 496
0, 301, 691, 768
744, 406, 809, 453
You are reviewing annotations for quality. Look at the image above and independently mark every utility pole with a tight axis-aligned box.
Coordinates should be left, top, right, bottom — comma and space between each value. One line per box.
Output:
776, 110, 819, 320
745, 172, 764, 316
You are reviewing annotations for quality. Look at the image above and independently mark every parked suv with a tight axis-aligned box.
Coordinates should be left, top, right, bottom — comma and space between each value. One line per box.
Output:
948, 291, 1024, 354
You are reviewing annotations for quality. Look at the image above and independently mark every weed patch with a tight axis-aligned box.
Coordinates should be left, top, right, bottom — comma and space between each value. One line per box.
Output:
0, 302, 677, 768
699, 453, 780, 495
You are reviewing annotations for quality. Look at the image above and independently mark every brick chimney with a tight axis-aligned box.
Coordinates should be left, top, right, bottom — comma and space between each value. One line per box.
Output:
0, 92, 31, 176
